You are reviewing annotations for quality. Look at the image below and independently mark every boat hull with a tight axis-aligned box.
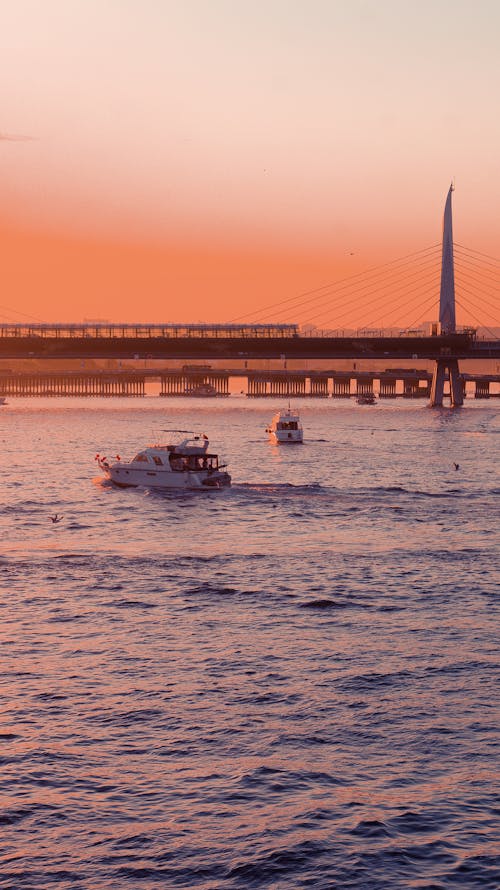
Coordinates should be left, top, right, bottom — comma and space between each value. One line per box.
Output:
101, 464, 231, 490
269, 432, 303, 444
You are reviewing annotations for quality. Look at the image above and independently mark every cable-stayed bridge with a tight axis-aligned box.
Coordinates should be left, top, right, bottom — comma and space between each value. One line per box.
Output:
1, 188, 499, 404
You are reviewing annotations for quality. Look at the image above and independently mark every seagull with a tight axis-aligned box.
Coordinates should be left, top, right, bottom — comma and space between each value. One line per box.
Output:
453, 462, 460, 471
50, 514, 63, 523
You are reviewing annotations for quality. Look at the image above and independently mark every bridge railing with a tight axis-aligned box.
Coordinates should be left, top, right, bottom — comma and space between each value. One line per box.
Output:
0, 323, 299, 339
298, 326, 479, 338
0, 322, 489, 340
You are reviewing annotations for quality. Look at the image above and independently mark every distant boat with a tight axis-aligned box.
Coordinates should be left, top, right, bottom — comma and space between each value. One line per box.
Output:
266, 406, 304, 444
0, 397, 7, 406
184, 383, 219, 397
356, 394, 376, 405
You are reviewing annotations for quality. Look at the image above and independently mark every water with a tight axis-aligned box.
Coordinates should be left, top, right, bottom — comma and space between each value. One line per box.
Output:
1, 397, 499, 889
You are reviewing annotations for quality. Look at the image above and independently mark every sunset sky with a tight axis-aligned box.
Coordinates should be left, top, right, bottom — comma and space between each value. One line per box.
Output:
1, 0, 499, 327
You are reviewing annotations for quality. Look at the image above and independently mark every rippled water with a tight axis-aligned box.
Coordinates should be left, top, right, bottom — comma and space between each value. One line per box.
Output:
1, 397, 499, 889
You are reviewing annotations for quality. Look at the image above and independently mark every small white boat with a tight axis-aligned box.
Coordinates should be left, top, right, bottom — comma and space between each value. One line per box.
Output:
96, 432, 231, 490
266, 406, 303, 444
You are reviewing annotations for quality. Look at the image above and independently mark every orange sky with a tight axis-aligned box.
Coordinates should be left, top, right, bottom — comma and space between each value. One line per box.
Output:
1, 219, 386, 326
1, 2, 499, 329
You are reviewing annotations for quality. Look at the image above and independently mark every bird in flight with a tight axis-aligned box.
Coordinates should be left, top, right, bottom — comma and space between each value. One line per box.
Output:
50, 514, 63, 523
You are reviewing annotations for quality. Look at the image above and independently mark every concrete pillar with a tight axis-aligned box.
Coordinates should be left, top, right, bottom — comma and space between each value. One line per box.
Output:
403, 379, 419, 398
429, 359, 464, 407
332, 377, 351, 398
475, 380, 490, 399
356, 378, 374, 396
309, 376, 328, 397
379, 377, 396, 398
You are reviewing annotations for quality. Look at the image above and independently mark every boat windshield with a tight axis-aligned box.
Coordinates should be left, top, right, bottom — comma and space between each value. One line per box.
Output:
278, 420, 299, 430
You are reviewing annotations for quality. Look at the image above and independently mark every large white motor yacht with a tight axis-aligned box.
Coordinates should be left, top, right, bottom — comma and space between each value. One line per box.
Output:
266, 407, 303, 444
96, 432, 231, 490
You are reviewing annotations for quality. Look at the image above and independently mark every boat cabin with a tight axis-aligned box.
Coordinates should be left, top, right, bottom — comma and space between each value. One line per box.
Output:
131, 445, 219, 473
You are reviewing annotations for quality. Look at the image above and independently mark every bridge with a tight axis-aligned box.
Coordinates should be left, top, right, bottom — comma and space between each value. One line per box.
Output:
1, 187, 498, 404
0, 324, 492, 362
1, 366, 498, 400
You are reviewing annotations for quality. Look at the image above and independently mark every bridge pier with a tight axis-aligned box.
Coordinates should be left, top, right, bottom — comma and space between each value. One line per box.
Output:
379, 376, 397, 398
402, 377, 430, 398
429, 359, 464, 407
159, 371, 229, 396
0, 372, 146, 396
331, 376, 351, 398
474, 379, 490, 399
160, 373, 185, 395
308, 375, 329, 397
247, 375, 268, 397
0, 366, 496, 401
355, 377, 374, 398
209, 374, 230, 396
268, 374, 306, 397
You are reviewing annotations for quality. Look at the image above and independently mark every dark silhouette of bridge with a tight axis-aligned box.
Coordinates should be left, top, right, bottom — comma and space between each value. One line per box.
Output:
1, 188, 498, 403
0, 326, 491, 362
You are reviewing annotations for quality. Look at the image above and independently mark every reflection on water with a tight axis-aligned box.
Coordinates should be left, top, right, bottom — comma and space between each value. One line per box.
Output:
0, 397, 499, 888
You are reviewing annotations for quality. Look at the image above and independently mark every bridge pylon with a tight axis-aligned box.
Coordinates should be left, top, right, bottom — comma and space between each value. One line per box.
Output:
429, 184, 463, 407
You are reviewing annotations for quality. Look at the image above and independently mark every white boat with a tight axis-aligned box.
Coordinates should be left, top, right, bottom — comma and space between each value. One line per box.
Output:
96, 432, 231, 490
266, 407, 303, 444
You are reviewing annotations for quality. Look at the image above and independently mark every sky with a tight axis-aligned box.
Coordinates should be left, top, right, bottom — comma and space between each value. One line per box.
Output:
1, 0, 499, 327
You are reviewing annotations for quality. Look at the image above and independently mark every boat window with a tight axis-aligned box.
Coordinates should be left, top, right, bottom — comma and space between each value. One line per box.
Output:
169, 454, 185, 471
133, 453, 149, 462
152, 456, 163, 466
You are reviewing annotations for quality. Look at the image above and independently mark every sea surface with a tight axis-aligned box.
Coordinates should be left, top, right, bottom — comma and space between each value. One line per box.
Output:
0, 396, 499, 890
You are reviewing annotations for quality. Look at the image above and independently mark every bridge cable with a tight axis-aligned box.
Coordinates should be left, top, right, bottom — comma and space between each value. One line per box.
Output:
455, 253, 500, 281
300, 265, 440, 328
455, 286, 500, 326
0, 304, 45, 323
454, 298, 499, 339
227, 242, 441, 322
454, 263, 500, 302
284, 256, 441, 324
256, 256, 441, 327
453, 277, 500, 316
230, 242, 441, 323
407, 296, 441, 329
314, 275, 439, 330
243, 248, 442, 325
360, 281, 440, 330
454, 243, 500, 265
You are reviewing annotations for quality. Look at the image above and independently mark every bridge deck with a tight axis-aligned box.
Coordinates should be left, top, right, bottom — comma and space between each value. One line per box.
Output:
1, 332, 496, 361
